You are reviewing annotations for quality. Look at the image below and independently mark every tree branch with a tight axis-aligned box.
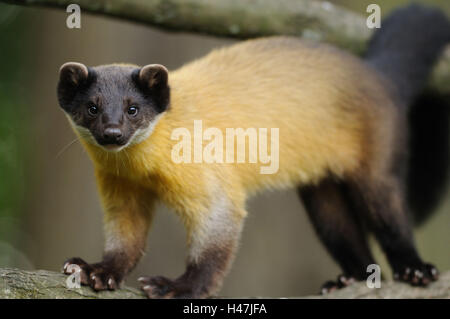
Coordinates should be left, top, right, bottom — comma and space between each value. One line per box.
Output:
0, 268, 449, 298
315, 270, 450, 299
3, 0, 369, 50
0, 268, 145, 298
2, 0, 449, 93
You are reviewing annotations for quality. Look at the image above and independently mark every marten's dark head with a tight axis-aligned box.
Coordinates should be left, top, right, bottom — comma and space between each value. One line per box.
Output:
57, 62, 170, 152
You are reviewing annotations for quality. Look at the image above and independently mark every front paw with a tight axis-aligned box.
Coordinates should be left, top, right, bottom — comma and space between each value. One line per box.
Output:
320, 274, 356, 295
138, 276, 202, 299
393, 263, 439, 286
63, 257, 121, 291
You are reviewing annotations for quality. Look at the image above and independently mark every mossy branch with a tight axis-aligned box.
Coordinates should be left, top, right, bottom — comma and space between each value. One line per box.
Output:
0, 268, 449, 298
0, 268, 146, 299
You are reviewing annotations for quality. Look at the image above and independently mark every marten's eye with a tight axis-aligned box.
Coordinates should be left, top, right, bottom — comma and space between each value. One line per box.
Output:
87, 103, 99, 116
128, 105, 139, 116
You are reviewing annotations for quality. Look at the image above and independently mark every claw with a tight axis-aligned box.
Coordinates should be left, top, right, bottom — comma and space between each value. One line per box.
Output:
320, 275, 357, 294
62, 257, 121, 292
107, 277, 117, 290
394, 262, 439, 286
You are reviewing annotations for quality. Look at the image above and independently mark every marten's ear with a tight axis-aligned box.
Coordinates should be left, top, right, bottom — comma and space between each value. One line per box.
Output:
59, 62, 89, 87
134, 64, 170, 112
58, 62, 92, 108
138, 64, 168, 90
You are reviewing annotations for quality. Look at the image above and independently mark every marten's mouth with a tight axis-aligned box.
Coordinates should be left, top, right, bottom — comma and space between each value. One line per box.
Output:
101, 143, 127, 152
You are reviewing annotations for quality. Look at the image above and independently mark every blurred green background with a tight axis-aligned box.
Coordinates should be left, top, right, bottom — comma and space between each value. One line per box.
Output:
0, 0, 449, 297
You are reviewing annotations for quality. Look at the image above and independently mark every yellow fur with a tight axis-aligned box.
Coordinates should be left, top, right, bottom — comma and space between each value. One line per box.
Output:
78, 36, 396, 238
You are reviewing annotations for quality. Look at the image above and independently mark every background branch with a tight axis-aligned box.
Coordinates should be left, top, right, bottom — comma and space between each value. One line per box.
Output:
4, 0, 370, 50
2, 0, 449, 93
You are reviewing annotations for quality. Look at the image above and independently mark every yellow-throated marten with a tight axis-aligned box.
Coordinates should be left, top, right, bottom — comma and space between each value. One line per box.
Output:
57, 5, 450, 297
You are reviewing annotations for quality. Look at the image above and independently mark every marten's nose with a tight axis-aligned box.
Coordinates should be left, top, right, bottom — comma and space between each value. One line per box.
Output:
103, 127, 123, 142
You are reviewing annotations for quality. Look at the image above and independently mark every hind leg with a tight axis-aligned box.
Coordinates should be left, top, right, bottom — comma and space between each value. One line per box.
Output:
299, 179, 376, 294
348, 173, 438, 286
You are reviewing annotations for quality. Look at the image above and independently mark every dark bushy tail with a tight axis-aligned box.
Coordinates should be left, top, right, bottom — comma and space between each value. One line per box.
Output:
366, 5, 450, 225
407, 92, 450, 224
366, 4, 450, 106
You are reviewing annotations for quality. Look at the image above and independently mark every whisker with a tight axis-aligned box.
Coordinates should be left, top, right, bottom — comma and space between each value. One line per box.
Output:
123, 149, 132, 166
55, 137, 80, 159
115, 153, 119, 175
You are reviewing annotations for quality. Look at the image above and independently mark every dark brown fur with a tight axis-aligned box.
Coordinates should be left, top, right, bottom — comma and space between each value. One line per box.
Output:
58, 63, 169, 147
139, 245, 234, 298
